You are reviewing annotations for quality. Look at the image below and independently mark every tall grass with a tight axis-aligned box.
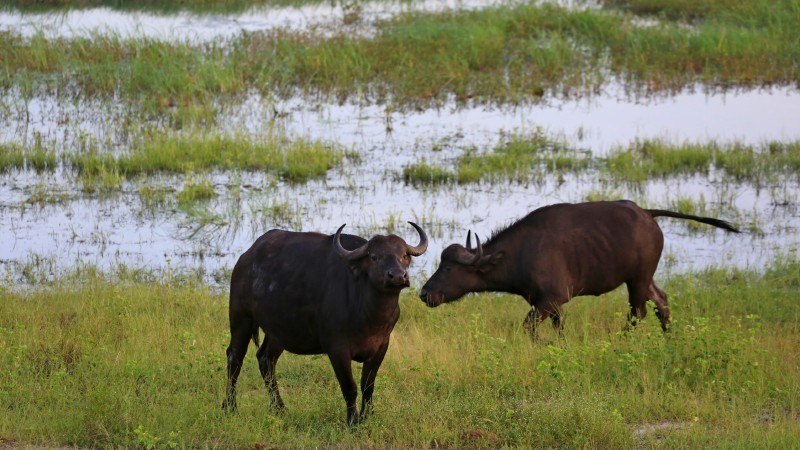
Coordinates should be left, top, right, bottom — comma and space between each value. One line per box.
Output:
0, 260, 797, 447
2, 1, 799, 107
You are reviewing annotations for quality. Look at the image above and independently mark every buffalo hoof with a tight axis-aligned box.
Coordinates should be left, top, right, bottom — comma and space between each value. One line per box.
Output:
221, 399, 237, 412
346, 410, 362, 428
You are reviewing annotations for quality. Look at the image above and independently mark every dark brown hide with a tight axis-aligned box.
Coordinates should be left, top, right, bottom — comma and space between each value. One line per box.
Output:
224, 223, 427, 426
420, 200, 739, 333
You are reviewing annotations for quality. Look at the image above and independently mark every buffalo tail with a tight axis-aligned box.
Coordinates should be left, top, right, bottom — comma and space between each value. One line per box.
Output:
646, 209, 740, 233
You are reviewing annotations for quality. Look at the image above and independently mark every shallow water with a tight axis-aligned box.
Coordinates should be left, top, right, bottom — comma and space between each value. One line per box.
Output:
0, 0, 517, 41
264, 84, 800, 156
2, 84, 799, 284
5, 84, 799, 159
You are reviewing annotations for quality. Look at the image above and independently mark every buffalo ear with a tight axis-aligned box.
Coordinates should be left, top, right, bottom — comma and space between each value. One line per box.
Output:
478, 251, 504, 272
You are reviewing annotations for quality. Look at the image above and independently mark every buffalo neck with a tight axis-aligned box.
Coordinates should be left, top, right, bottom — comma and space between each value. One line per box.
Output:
478, 240, 527, 297
351, 276, 401, 328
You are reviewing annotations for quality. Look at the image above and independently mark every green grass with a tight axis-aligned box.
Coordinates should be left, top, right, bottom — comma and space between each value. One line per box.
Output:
2, 0, 799, 108
402, 158, 456, 184
0, 0, 360, 13
405, 138, 800, 184
1, 130, 344, 186
177, 174, 216, 205
456, 132, 589, 183
0, 141, 57, 172
606, 140, 800, 183
404, 131, 588, 184
0, 259, 798, 447
78, 165, 125, 193
24, 182, 73, 204
602, 0, 776, 22
605, 140, 714, 181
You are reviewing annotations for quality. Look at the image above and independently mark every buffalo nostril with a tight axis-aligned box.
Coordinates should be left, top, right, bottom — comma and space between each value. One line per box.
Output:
387, 271, 394, 279
419, 289, 428, 298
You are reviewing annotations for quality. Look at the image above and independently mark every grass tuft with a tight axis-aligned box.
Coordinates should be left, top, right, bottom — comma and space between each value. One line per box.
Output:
0, 141, 57, 172
177, 174, 216, 205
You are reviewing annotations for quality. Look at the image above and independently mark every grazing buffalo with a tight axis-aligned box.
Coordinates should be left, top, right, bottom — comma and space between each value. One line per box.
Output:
419, 200, 739, 333
223, 222, 428, 425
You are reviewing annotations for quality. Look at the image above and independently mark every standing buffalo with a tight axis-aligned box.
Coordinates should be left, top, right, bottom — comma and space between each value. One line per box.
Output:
419, 200, 739, 333
223, 222, 427, 425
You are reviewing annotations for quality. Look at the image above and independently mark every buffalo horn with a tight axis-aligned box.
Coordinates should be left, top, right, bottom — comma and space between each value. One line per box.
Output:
466, 230, 472, 250
456, 234, 484, 265
406, 222, 429, 256
333, 224, 369, 261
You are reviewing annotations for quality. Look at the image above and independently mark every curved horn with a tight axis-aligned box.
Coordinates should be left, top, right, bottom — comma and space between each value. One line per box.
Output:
455, 234, 484, 265
405, 221, 429, 256
333, 224, 368, 261
466, 230, 472, 250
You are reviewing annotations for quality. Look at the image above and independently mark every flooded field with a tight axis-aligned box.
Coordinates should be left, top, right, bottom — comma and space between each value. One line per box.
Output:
2, 83, 799, 284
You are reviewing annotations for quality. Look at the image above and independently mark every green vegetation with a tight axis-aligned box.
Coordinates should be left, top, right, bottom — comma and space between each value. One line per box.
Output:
602, 0, 770, 21
177, 174, 216, 205
402, 158, 456, 184
24, 182, 73, 204
78, 165, 125, 193
0, 131, 344, 184
606, 140, 800, 183
3, 0, 799, 108
0, 0, 352, 13
455, 132, 590, 183
80, 132, 342, 181
0, 260, 797, 447
405, 131, 588, 184
0, 141, 57, 172
404, 138, 800, 184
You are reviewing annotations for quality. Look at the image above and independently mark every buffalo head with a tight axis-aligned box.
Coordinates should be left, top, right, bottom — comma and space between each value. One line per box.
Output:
419, 230, 503, 306
334, 222, 428, 292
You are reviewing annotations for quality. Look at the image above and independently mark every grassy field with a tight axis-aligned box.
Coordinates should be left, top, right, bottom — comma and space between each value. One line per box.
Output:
0, 260, 798, 448
2, 0, 799, 109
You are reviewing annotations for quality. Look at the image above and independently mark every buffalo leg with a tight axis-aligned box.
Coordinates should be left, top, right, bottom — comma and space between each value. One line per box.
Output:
256, 336, 285, 409
626, 281, 649, 327
328, 350, 359, 426
360, 341, 389, 418
223, 317, 253, 411
550, 305, 565, 333
522, 304, 555, 337
648, 282, 670, 332
522, 307, 544, 335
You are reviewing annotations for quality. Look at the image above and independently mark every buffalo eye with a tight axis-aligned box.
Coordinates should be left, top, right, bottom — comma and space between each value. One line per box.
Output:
370, 254, 378, 261
444, 266, 452, 273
